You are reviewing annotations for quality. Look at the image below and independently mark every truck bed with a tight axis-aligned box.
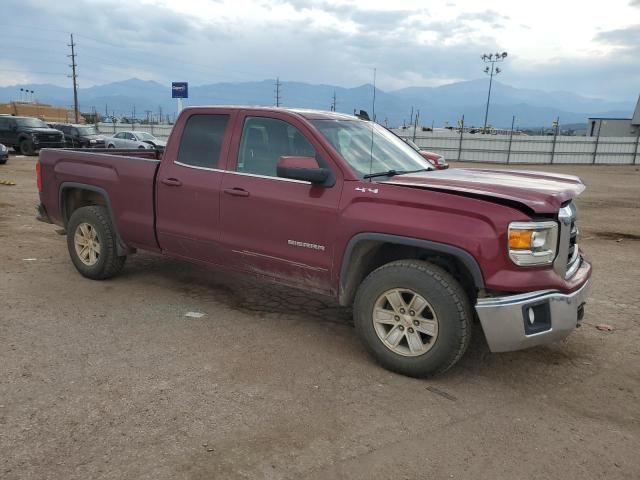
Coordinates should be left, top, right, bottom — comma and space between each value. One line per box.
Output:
38, 148, 162, 252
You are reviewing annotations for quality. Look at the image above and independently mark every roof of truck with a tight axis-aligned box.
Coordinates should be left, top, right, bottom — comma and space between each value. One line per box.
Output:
181, 106, 358, 121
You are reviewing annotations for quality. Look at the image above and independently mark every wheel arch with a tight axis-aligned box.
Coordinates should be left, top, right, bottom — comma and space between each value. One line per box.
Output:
59, 182, 130, 255
338, 233, 485, 306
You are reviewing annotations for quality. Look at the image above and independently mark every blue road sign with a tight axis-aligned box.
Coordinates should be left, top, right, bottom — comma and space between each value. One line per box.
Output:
172, 82, 188, 99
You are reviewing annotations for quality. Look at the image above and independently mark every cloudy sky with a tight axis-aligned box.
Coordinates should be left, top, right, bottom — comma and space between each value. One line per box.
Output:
1, 0, 639, 100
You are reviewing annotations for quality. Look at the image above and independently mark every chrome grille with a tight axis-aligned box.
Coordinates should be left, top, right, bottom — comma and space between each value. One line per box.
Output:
554, 201, 581, 279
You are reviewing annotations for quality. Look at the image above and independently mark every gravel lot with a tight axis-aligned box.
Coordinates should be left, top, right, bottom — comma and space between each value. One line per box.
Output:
1, 155, 638, 479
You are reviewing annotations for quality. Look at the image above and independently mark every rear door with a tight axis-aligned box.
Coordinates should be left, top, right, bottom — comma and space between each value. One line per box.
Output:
155, 110, 235, 265
111, 132, 124, 148
218, 111, 342, 293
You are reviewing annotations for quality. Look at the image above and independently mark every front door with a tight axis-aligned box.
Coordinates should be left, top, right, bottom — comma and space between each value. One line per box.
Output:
156, 111, 235, 265
219, 112, 342, 294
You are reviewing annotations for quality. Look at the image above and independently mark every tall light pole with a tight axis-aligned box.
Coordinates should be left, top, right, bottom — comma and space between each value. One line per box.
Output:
481, 51, 507, 132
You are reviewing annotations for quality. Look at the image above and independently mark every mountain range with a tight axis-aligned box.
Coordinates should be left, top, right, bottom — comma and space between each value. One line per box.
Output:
0, 78, 635, 128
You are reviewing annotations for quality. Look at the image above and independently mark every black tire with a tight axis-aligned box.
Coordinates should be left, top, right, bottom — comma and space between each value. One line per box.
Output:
107, 144, 115, 149
66, 206, 126, 280
13, 146, 21, 153
0, 158, 7, 165
353, 260, 472, 378
137, 145, 145, 149
19, 139, 36, 156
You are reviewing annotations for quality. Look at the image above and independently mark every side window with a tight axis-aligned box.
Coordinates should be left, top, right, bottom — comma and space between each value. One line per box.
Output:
237, 117, 316, 177
71, 128, 79, 136
0, 118, 9, 130
177, 114, 230, 169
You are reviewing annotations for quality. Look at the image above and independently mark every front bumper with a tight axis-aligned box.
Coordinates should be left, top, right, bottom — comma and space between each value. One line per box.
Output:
34, 141, 65, 149
475, 277, 591, 352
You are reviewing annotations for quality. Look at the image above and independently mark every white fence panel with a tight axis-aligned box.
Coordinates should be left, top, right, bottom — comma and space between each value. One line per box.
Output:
395, 131, 639, 165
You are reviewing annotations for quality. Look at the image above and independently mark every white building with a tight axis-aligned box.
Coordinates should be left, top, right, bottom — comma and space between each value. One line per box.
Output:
587, 95, 640, 137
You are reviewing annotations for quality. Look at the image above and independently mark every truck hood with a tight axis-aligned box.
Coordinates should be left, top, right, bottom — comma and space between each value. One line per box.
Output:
29, 127, 63, 135
381, 168, 585, 213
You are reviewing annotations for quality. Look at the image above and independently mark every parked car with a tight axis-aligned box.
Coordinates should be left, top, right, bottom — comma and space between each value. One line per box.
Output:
0, 143, 8, 164
36, 106, 591, 378
0, 116, 65, 155
50, 123, 107, 148
106, 131, 165, 149
402, 138, 449, 170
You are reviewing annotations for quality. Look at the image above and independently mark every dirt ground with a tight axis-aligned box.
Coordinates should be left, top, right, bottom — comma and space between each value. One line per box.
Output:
1, 155, 638, 480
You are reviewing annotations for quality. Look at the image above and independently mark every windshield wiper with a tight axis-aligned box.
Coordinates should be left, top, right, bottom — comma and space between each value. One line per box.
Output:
363, 168, 430, 180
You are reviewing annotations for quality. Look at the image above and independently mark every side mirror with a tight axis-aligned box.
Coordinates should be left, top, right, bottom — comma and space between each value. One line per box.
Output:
277, 156, 329, 184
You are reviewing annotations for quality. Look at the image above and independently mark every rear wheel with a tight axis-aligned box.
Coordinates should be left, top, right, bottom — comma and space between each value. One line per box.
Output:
66, 206, 126, 280
19, 139, 36, 156
107, 144, 115, 149
354, 260, 472, 377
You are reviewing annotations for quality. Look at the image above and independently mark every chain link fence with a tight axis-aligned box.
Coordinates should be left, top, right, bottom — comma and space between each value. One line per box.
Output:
394, 128, 640, 165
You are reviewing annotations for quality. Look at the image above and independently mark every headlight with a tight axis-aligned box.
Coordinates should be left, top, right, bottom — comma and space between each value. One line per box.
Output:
90, 139, 97, 144
508, 221, 558, 266
31, 133, 40, 143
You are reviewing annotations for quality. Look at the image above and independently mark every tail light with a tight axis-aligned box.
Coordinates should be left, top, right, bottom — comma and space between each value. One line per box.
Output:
36, 160, 42, 192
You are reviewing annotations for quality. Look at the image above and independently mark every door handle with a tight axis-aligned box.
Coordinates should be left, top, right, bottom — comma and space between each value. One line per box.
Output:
224, 188, 250, 197
161, 177, 182, 187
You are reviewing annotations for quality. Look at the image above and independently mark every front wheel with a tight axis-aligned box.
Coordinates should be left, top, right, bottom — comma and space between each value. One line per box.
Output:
66, 206, 126, 280
19, 139, 36, 156
107, 144, 115, 149
353, 260, 472, 377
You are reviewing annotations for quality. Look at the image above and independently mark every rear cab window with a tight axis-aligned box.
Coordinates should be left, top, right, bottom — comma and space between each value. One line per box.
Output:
176, 114, 230, 169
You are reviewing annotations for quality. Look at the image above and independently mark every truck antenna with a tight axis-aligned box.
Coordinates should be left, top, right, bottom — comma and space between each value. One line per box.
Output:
368, 68, 376, 181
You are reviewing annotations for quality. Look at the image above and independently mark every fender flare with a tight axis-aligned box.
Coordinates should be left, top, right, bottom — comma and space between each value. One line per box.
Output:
59, 182, 129, 255
338, 232, 485, 305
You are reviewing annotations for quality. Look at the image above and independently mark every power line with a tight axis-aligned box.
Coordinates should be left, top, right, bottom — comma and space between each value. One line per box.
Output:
68, 33, 79, 123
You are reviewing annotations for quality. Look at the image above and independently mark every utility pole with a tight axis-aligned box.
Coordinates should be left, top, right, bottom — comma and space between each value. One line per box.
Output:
158, 105, 163, 124
68, 34, 79, 123
275, 77, 281, 107
481, 51, 508, 133
145, 110, 152, 124
331, 90, 337, 111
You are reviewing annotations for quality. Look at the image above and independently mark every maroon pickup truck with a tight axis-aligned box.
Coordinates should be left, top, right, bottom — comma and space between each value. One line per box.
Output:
36, 107, 591, 377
